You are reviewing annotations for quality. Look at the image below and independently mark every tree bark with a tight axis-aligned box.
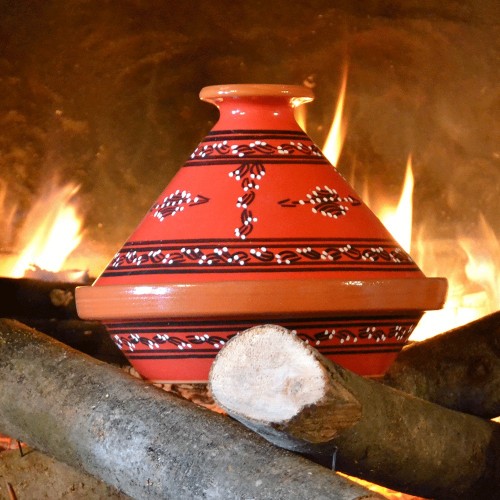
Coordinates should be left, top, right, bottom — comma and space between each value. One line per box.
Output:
209, 324, 500, 499
0, 319, 381, 500
382, 311, 500, 418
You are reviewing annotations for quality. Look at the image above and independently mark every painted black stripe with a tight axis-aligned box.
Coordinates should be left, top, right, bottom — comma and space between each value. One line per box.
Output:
105, 316, 419, 329
101, 265, 417, 278
184, 158, 328, 166
318, 347, 402, 355
127, 348, 217, 354
206, 129, 309, 136
120, 237, 399, 246
202, 134, 313, 142
127, 353, 217, 360
125, 346, 402, 360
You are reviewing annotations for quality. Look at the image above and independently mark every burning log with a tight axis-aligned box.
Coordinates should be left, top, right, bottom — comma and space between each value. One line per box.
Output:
383, 311, 500, 418
0, 319, 382, 500
209, 324, 500, 499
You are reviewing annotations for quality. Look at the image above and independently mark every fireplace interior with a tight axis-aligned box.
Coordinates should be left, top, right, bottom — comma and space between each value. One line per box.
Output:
0, 1, 499, 499
1, 0, 499, 277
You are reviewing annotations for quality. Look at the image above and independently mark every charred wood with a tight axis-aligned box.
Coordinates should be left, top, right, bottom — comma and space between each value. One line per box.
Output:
0, 277, 128, 364
0, 277, 84, 319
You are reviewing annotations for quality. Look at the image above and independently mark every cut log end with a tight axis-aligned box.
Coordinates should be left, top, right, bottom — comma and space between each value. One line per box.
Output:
209, 324, 362, 447
210, 324, 329, 423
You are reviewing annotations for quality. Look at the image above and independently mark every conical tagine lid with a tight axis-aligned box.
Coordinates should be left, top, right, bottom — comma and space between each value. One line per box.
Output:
78, 84, 446, 320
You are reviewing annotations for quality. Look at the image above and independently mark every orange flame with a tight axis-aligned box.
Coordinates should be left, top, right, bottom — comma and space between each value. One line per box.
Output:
460, 213, 500, 309
322, 65, 348, 167
318, 77, 498, 343
1, 180, 84, 279
294, 103, 308, 131
0, 180, 17, 248
378, 155, 414, 253
411, 213, 500, 340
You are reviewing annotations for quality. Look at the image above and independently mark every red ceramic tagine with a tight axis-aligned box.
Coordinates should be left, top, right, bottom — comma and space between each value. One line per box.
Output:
76, 84, 447, 382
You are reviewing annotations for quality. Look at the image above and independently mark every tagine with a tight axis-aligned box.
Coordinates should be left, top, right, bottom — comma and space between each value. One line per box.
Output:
76, 84, 447, 382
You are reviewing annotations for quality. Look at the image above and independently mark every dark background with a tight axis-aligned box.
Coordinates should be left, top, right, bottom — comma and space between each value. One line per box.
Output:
0, 0, 498, 275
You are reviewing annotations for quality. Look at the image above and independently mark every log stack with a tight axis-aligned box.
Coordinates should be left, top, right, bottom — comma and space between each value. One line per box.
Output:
0, 313, 498, 498
210, 313, 500, 499
0, 319, 383, 500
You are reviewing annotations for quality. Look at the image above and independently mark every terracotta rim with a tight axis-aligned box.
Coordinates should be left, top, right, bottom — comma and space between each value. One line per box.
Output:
76, 277, 447, 321
200, 84, 315, 103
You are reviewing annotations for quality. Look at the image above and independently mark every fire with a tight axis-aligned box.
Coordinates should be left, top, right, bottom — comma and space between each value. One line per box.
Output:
411, 214, 500, 340
460, 214, 500, 309
377, 156, 414, 253
320, 74, 498, 498
0, 180, 84, 280
322, 65, 348, 167
337, 473, 425, 500
369, 158, 499, 341
319, 72, 498, 342
1, 76, 496, 330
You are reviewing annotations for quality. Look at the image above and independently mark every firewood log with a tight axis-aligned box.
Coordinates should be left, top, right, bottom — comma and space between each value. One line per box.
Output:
209, 324, 500, 500
383, 311, 500, 418
0, 319, 382, 500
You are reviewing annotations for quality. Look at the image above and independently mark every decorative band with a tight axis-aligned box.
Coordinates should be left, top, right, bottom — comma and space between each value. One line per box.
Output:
105, 315, 419, 357
185, 133, 325, 166
101, 238, 417, 277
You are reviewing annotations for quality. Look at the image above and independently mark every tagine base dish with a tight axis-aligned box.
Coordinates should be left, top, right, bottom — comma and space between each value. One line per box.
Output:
76, 277, 446, 381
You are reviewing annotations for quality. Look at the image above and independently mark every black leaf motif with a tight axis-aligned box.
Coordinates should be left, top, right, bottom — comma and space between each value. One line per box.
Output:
279, 185, 360, 220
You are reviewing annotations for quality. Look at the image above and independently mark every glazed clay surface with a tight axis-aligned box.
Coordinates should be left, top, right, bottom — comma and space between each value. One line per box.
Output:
76, 84, 446, 381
